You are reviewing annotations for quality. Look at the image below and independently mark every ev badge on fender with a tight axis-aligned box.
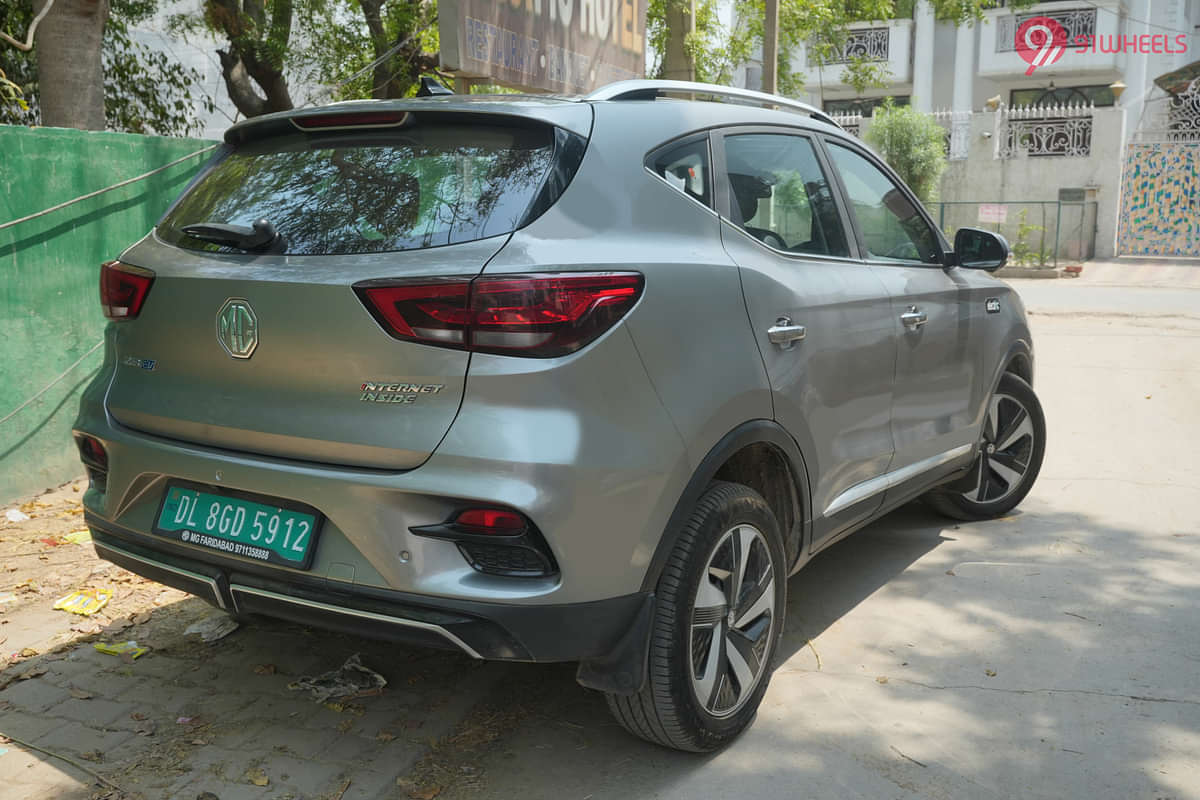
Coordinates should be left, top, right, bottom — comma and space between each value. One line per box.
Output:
217, 298, 258, 359
986, 298, 1001, 314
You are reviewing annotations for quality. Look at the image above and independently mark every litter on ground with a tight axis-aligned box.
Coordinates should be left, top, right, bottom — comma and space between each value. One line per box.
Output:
52, 588, 112, 616
289, 653, 387, 703
63, 529, 93, 545
94, 640, 149, 659
4, 509, 30, 523
184, 612, 240, 643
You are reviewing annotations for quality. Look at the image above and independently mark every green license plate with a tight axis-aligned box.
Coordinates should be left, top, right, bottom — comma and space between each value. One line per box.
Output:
154, 482, 321, 568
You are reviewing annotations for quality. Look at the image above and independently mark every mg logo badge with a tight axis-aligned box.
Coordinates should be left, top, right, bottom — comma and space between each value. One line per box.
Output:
216, 298, 258, 359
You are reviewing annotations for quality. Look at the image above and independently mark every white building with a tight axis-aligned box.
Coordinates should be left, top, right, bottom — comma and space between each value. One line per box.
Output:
738, 1, 1200, 259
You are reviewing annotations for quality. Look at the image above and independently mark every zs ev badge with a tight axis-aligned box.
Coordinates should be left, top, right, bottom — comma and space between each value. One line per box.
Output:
217, 298, 258, 359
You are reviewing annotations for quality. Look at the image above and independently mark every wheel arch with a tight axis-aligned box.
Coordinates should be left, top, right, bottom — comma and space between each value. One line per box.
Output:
640, 419, 812, 592
1004, 346, 1034, 387
578, 419, 811, 696
990, 337, 1034, 398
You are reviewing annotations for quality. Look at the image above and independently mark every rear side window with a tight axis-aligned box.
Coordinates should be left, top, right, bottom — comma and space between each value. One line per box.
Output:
722, 133, 849, 257
158, 123, 559, 255
649, 139, 711, 208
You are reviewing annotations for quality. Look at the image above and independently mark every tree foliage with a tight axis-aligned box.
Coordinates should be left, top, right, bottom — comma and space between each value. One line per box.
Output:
863, 98, 946, 202
649, 0, 1039, 99
169, 0, 439, 119
0, 0, 214, 134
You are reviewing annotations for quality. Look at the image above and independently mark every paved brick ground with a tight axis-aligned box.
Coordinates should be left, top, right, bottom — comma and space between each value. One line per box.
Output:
1, 593, 507, 800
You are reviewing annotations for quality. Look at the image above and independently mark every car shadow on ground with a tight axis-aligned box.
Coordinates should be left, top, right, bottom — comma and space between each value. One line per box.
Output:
420, 497, 1199, 800
4, 498, 1196, 800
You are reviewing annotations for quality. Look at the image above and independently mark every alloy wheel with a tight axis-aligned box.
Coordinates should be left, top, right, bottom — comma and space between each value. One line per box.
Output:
689, 524, 776, 718
963, 391, 1036, 504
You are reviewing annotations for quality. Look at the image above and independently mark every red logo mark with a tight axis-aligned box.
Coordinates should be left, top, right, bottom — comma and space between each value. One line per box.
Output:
1015, 17, 1068, 75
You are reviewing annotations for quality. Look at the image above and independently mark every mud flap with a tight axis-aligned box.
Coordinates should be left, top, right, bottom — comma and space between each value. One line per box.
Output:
575, 593, 655, 695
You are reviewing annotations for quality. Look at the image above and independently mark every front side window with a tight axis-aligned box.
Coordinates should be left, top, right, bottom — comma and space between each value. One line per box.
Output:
826, 143, 941, 264
723, 133, 850, 257
650, 139, 712, 208
158, 122, 558, 255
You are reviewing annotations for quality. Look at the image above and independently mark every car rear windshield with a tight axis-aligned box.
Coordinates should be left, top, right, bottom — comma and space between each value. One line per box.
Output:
158, 122, 558, 255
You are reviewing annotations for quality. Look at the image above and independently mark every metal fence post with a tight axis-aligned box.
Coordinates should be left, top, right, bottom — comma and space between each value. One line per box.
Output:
1053, 201, 1062, 269
1040, 202, 1047, 267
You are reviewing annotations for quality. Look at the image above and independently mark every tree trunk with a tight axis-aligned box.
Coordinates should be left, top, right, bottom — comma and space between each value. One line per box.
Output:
34, 0, 109, 130
661, 0, 695, 81
762, 0, 778, 95
206, 0, 294, 118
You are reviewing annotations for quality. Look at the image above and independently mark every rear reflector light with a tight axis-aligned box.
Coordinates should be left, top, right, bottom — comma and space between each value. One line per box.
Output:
292, 111, 410, 129
100, 260, 154, 320
453, 509, 527, 533
410, 508, 557, 577
356, 272, 643, 357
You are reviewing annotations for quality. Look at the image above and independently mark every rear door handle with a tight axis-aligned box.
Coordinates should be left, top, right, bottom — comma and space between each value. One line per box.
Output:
900, 306, 928, 329
767, 317, 806, 349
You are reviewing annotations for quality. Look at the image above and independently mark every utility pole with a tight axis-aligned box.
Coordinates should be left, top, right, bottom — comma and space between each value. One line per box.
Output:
762, 0, 779, 95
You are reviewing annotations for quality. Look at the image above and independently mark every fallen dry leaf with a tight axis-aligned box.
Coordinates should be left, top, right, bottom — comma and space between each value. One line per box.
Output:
410, 785, 441, 800
134, 718, 156, 736
876, 676, 889, 684
985, 669, 997, 677
337, 718, 354, 733
130, 611, 152, 625
244, 768, 269, 787
376, 731, 396, 742
18, 647, 37, 657
253, 663, 276, 675
69, 688, 94, 700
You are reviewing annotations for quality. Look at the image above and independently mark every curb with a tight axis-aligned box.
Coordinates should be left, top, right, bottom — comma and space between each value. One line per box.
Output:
995, 267, 1059, 279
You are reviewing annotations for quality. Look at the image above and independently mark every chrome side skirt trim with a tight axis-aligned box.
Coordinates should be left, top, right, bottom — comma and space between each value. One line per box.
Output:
229, 584, 483, 660
824, 444, 974, 517
95, 540, 227, 610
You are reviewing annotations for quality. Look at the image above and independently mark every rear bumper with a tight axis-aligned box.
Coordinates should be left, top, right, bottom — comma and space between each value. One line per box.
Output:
88, 514, 649, 664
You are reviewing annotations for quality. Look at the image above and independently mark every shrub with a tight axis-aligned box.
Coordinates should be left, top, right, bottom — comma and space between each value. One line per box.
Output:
863, 99, 948, 204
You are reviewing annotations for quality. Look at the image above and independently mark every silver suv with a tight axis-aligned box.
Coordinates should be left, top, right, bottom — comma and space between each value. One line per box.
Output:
75, 80, 1045, 752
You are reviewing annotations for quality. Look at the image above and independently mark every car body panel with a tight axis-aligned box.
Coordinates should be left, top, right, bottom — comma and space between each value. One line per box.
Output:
108, 234, 510, 469
73, 90, 1037, 670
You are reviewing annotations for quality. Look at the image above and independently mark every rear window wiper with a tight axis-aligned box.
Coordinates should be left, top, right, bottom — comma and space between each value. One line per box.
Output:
181, 219, 283, 252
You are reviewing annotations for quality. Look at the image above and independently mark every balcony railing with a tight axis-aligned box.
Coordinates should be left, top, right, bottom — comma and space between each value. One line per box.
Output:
811, 27, 889, 65
995, 8, 1097, 53
996, 104, 1094, 158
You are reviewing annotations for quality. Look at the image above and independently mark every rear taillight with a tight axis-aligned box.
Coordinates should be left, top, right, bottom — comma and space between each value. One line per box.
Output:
74, 434, 108, 493
356, 272, 643, 358
100, 260, 154, 320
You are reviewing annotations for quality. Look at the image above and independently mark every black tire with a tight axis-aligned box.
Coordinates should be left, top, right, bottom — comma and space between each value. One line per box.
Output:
606, 481, 787, 752
925, 373, 1046, 521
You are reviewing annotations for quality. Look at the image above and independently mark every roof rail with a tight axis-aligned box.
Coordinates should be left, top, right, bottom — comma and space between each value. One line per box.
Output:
585, 80, 842, 129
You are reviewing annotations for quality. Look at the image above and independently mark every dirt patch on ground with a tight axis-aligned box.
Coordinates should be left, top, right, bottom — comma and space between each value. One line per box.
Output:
0, 482, 515, 800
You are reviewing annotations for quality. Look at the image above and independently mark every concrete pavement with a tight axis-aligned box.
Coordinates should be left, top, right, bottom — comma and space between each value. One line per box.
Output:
431, 285, 1200, 798
2, 274, 1197, 799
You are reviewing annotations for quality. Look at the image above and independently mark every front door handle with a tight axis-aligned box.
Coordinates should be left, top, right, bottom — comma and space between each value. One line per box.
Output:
900, 306, 928, 329
767, 317, 807, 349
